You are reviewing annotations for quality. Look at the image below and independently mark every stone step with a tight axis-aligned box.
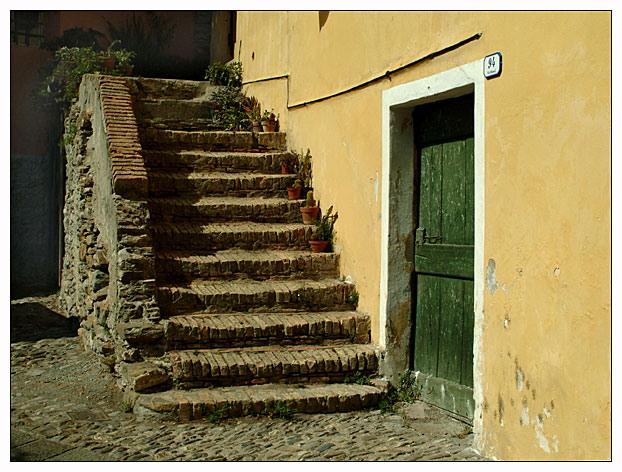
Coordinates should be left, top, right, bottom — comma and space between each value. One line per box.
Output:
149, 196, 303, 223
155, 249, 339, 281
126, 77, 218, 101
168, 344, 380, 388
151, 221, 313, 251
165, 311, 370, 349
147, 171, 296, 198
144, 150, 293, 174
133, 382, 386, 421
140, 130, 286, 152
156, 279, 357, 315
134, 98, 216, 126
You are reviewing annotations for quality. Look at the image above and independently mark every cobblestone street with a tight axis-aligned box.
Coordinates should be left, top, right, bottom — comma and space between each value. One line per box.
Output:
10, 295, 486, 462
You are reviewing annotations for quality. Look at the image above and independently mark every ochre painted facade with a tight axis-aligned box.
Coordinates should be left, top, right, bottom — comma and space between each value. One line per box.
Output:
236, 11, 611, 460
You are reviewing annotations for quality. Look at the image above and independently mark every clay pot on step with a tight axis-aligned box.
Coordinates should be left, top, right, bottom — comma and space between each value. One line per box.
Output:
300, 206, 319, 225
252, 121, 262, 133
309, 240, 329, 253
99, 56, 116, 73
287, 187, 302, 200
261, 119, 277, 132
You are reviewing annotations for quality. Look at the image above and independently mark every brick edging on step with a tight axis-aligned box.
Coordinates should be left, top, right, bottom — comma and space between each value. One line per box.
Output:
98, 76, 148, 199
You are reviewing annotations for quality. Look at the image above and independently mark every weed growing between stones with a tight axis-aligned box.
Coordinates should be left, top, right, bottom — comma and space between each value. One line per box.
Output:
344, 371, 372, 386
122, 400, 133, 413
205, 405, 231, 423
346, 290, 359, 309
378, 370, 421, 413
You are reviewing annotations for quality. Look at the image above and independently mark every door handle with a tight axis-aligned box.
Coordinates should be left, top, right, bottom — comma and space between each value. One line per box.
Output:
415, 227, 442, 245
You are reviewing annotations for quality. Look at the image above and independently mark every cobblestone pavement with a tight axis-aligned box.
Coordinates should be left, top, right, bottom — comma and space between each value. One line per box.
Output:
10, 295, 486, 461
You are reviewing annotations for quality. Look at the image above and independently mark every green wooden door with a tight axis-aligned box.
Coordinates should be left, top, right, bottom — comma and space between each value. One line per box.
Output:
411, 95, 475, 417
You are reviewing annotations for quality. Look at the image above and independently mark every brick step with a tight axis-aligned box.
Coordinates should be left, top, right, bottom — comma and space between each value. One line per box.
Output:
151, 221, 313, 251
139, 130, 286, 152
155, 249, 339, 281
165, 311, 369, 349
144, 150, 293, 174
147, 171, 296, 198
133, 382, 386, 421
156, 279, 357, 316
149, 196, 303, 223
168, 344, 380, 388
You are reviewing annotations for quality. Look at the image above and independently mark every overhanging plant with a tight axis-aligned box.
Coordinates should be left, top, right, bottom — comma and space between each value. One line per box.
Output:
35, 45, 135, 112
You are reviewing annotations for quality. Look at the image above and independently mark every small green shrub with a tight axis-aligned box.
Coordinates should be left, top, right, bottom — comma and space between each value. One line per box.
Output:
205, 61, 243, 87
344, 371, 372, 385
377, 369, 421, 413
346, 289, 359, 309
35, 46, 135, 112
206, 405, 231, 423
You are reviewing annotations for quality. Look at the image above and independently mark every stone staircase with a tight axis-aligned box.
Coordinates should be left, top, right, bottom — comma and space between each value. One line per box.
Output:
121, 78, 385, 421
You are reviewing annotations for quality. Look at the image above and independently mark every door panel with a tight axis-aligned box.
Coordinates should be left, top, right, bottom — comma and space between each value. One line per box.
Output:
411, 95, 475, 414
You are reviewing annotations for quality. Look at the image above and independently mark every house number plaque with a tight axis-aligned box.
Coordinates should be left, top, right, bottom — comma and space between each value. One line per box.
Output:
483, 52, 502, 79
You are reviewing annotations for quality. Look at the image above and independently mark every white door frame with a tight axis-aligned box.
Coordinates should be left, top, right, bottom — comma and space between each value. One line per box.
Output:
379, 59, 486, 428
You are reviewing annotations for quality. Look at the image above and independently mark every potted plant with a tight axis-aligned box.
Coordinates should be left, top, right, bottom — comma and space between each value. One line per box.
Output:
287, 178, 303, 200
244, 96, 262, 132
261, 110, 278, 132
98, 40, 121, 72
279, 154, 297, 175
309, 206, 338, 253
300, 190, 320, 225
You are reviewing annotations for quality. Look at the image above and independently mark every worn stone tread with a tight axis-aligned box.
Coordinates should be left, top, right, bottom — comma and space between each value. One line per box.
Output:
169, 344, 379, 382
151, 221, 313, 251
140, 129, 287, 152
143, 149, 292, 172
148, 171, 296, 197
156, 278, 357, 315
149, 196, 303, 223
166, 311, 370, 348
155, 248, 339, 281
134, 382, 385, 421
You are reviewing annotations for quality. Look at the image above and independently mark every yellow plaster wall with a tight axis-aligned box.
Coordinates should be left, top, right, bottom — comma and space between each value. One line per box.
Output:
236, 11, 611, 460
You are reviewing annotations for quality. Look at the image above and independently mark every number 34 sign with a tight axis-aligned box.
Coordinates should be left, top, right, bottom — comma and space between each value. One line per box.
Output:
483, 52, 502, 79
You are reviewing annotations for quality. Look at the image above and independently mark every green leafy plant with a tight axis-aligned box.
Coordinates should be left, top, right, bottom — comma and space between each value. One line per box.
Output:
210, 87, 254, 131
378, 369, 421, 412
122, 400, 133, 413
205, 61, 243, 87
297, 149, 313, 189
310, 206, 338, 243
346, 289, 359, 309
206, 405, 231, 423
35, 46, 135, 112
270, 401, 298, 419
344, 371, 372, 385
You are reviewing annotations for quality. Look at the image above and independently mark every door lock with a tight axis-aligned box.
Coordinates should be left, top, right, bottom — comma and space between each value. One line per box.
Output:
415, 227, 442, 245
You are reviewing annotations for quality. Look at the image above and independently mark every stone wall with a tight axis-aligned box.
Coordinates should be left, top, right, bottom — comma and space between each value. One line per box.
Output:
60, 75, 162, 370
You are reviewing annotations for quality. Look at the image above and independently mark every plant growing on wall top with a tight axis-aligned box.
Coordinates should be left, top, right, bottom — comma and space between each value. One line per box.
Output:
35, 46, 135, 112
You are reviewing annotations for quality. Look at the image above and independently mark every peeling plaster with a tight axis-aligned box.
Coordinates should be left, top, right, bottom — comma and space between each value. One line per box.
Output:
516, 367, 524, 392
486, 259, 498, 295
554, 267, 560, 278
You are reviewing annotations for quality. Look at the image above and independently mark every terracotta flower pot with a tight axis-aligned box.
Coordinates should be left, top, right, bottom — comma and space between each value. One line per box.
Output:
281, 164, 289, 174
309, 240, 329, 253
252, 121, 262, 133
301, 206, 319, 225
287, 187, 302, 200
99, 56, 115, 73
261, 120, 277, 132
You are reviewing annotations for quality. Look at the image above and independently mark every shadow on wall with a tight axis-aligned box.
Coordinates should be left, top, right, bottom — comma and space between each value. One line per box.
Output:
11, 301, 79, 343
